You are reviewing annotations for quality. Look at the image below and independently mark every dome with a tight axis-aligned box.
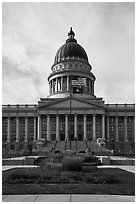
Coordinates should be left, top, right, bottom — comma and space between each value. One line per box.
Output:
54, 28, 89, 65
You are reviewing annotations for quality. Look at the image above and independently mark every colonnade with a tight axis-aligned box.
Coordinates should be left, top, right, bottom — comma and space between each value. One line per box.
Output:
49, 76, 94, 94
4, 114, 135, 143
6, 117, 37, 143
38, 114, 105, 141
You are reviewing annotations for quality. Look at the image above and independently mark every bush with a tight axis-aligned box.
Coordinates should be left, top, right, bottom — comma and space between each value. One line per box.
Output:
83, 156, 101, 165
62, 156, 83, 171
34, 156, 47, 166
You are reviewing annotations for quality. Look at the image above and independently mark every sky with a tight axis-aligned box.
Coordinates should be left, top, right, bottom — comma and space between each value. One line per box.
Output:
2, 2, 135, 104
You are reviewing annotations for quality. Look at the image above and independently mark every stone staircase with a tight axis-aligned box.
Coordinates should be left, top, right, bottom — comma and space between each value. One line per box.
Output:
40, 140, 111, 156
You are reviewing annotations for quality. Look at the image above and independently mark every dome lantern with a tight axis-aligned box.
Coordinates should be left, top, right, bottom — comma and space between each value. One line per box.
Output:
68, 27, 75, 39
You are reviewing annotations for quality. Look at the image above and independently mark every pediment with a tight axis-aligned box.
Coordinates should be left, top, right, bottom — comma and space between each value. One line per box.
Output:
39, 97, 104, 110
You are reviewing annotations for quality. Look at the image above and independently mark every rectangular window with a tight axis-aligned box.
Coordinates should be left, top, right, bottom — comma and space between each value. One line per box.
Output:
118, 125, 123, 132
109, 117, 114, 123
96, 125, 101, 131
109, 125, 114, 132
51, 124, 56, 131
127, 117, 132, 123
87, 124, 92, 131
127, 125, 132, 132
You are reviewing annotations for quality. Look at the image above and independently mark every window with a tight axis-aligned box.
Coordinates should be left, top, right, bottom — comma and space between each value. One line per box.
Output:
109, 117, 114, 123
118, 125, 123, 132
127, 125, 132, 132
51, 124, 56, 131
51, 116, 56, 122
60, 124, 65, 131
96, 125, 101, 131
110, 125, 114, 132
87, 124, 92, 131
127, 117, 132, 123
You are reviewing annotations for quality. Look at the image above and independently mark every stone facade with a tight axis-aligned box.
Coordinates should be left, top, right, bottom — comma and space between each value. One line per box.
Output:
2, 28, 135, 155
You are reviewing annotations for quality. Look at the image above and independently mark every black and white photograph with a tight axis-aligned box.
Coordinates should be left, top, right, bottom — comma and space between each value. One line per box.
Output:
2, 2, 135, 202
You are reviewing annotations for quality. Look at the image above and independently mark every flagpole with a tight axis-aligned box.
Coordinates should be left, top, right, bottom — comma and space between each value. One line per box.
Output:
69, 75, 72, 150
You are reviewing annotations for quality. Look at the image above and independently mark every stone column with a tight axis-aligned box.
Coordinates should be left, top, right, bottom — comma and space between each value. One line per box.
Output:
133, 116, 135, 142
47, 114, 50, 141
107, 116, 110, 141
102, 114, 105, 139
49, 81, 52, 94
7, 117, 10, 142
16, 117, 19, 142
88, 79, 91, 93
56, 78, 58, 92
51, 80, 53, 94
56, 114, 59, 140
34, 117, 36, 142
25, 117, 28, 142
37, 115, 41, 140
61, 76, 63, 91
84, 114, 87, 140
124, 116, 128, 142
93, 114, 96, 140
74, 114, 78, 139
115, 116, 119, 142
92, 82, 94, 94
67, 76, 69, 91
65, 114, 69, 140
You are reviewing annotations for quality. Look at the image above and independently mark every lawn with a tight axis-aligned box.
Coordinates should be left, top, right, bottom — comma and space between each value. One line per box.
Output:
2, 164, 135, 195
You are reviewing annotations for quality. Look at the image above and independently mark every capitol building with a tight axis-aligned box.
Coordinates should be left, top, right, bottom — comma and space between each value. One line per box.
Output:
2, 28, 135, 155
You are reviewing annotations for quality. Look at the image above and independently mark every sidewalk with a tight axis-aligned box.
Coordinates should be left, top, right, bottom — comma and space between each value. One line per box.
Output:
2, 194, 135, 202
2, 165, 135, 174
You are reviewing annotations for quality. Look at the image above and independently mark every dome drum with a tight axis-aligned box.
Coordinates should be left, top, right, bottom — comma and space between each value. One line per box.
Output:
48, 74, 95, 99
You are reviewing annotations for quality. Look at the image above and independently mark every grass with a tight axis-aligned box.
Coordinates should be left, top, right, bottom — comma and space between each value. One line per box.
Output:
2, 164, 135, 195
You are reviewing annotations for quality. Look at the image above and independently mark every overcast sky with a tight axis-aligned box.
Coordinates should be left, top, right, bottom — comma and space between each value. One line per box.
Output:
2, 2, 135, 105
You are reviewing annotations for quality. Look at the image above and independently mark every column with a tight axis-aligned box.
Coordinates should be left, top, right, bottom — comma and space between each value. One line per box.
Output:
34, 117, 36, 142
102, 115, 105, 139
107, 116, 110, 141
25, 117, 28, 142
74, 114, 78, 139
65, 114, 68, 140
61, 76, 63, 91
55, 78, 58, 92
93, 114, 96, 140
56, 114, 59, 140
7, 117, 10, 142
115, 116, 119, 142
50, 81, 52, 94
92, 81, 94, 94
47, 114, 50, 140
67, 76, 69, 91
133, 116, 135, 142
37, 115, 41, 140
84, 114, 87, 140
124, 116, 128, 142
16, 117, 19, 142
51, 80, 53, 94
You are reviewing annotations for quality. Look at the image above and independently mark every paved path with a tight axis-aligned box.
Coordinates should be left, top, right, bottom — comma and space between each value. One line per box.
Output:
2, 194, 135, 202
97, 165, 135, 174
2, 165, 135, 173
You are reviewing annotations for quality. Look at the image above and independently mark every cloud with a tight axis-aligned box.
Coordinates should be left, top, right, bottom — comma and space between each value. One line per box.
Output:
2, 2, 135, 104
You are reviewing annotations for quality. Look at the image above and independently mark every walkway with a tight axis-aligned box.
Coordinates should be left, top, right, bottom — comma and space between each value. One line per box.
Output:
2, 165, 135, 174
2, 194, 135, 202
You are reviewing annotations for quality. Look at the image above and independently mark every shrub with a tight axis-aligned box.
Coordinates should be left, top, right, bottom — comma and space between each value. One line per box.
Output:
62, 156, 83, 171
83, 156, 101, 165
34, 156, 47, 166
